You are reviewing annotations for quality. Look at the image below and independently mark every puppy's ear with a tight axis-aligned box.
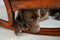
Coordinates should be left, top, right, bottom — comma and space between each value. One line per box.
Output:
18, 9, 22, 16
34, 9, 40, 18
16, 9, 22, 19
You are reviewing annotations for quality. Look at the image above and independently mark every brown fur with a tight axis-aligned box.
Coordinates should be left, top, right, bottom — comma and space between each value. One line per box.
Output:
14, 9, 49, 35
14, 9, 40, 35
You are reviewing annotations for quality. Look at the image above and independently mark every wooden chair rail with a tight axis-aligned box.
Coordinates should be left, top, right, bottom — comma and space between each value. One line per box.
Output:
0, 19, 60, 36
11, 0, 60, 12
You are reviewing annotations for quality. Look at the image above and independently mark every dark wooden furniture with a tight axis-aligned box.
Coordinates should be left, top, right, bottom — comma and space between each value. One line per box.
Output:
0, 0, 60, 36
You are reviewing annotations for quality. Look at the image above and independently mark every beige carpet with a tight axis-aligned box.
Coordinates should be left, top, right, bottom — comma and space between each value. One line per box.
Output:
0, 27, 60, 40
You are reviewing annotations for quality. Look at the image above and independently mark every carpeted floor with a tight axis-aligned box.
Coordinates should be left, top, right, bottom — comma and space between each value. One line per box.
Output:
0, 27, 60, 40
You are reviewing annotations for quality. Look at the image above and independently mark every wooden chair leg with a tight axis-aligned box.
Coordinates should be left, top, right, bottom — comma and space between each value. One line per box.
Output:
0, 0, 14, 30
4, 0, 13, 25
0, 19, 14, 30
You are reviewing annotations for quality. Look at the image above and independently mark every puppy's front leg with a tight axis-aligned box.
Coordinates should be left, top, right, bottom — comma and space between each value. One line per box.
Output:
14, 21, 22, 36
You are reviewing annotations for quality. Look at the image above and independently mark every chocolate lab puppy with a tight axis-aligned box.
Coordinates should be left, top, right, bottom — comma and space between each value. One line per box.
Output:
14, 9, 40, 35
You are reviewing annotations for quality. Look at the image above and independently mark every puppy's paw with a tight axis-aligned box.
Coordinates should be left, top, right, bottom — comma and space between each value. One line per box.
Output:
22, 24, 29, 30
14, 23, 22, 36
14, 27, 22, 36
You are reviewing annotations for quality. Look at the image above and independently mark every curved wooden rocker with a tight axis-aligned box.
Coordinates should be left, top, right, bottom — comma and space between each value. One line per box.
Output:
0, 0, 60, 36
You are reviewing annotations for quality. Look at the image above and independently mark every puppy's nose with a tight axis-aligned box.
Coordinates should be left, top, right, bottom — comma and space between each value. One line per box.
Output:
31, 26, 40, 33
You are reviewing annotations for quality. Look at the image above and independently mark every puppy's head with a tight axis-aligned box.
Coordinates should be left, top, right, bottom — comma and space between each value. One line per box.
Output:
22, 9, 40, 33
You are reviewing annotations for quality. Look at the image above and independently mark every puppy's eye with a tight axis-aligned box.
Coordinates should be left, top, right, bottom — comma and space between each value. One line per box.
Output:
30, 16, 38, 19
30, 16, 34, 19
31, 16, 33, 18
